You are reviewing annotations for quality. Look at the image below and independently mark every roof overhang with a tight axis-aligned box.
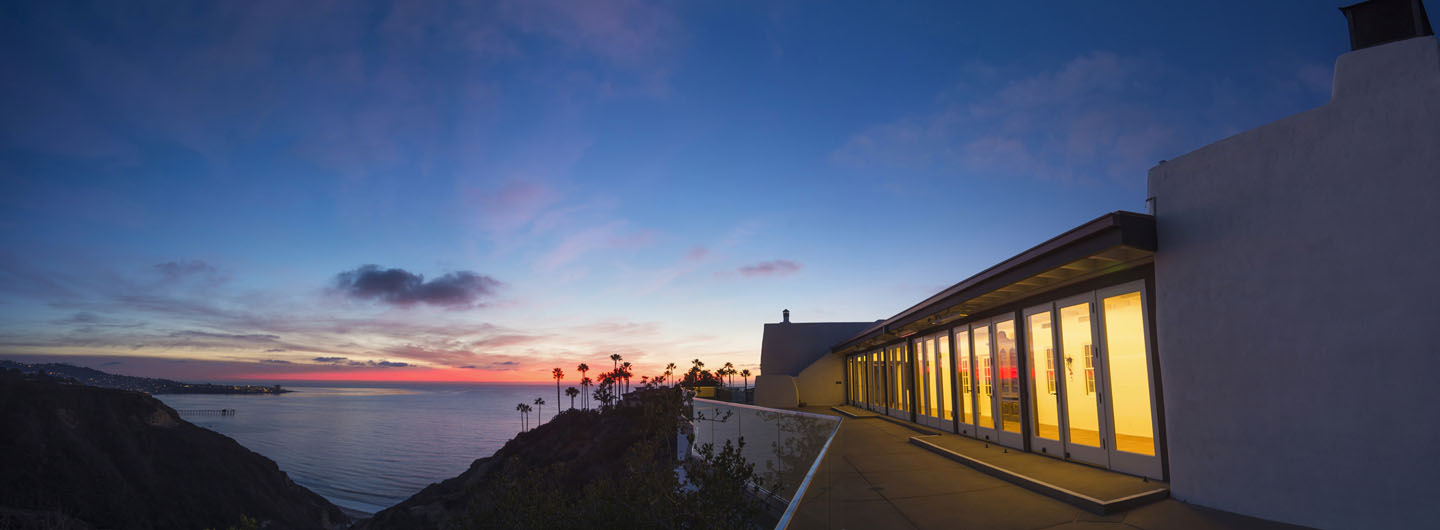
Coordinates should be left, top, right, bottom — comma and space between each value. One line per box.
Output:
831, 211, 1155, 356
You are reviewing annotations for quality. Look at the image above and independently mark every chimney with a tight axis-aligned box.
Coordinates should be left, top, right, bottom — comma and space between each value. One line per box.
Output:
1331, 0, 1440, 102
1340, 0, 1433, 51
782, 309, 790, 323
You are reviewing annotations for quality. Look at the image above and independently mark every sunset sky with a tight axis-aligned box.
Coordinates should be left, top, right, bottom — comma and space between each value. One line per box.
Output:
0, 1, 1345, 383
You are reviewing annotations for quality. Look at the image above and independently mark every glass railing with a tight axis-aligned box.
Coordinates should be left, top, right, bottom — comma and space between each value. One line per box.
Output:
689, 398, 840, 529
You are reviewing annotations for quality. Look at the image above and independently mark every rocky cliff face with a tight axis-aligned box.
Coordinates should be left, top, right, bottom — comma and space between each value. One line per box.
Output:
0, 369, 347, 530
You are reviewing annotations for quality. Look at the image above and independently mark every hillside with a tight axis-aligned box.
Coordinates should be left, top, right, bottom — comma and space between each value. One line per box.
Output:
0, 368, 346, 530
0, 359, 289, 395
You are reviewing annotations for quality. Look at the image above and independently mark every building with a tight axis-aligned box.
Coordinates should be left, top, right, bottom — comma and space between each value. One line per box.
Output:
758, 2, 1439, 528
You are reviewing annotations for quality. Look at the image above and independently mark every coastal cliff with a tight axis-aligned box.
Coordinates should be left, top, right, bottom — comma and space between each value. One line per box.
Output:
0, 369, 347, 530
358, 386, 774, 529
356, 388, 684, 530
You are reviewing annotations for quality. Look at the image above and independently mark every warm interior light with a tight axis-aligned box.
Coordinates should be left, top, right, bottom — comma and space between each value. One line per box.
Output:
1028, 311, 1061, 440
1060, 302, 1102, 447
1103, 291, 1155, 456
973, 325, 993, 429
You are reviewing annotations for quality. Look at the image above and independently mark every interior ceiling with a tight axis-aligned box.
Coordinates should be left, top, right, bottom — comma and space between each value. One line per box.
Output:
840, 245, 1153, 354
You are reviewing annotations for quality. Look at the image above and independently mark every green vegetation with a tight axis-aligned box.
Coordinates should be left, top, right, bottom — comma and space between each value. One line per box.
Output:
455, 388, 775, 529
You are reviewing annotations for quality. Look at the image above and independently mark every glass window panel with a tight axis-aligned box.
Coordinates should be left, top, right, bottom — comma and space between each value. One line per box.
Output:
1027, 311, 1060, 441
1060, 303, 1100, 447
915, 340, 931, 417
1103, 291, 1156, 456
955, 329, 972, 424
973, 325, 994, 429
924, 338, 938, 417
894, 344, 908, 412
937, 335, 951, 421
995, 319, 1021, 434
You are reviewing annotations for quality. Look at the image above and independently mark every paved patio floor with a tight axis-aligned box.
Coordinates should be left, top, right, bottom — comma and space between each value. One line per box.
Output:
788, 414, 1310, 530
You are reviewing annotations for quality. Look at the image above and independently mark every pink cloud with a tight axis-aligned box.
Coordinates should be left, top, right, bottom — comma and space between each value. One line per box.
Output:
467, 180, 561, 234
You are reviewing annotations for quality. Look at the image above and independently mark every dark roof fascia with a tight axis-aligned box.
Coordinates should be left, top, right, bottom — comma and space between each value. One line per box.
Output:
830, 211, 1155, 353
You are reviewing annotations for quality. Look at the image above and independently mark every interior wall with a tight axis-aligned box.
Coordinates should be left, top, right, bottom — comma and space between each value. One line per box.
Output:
1147, 36, 1440, 530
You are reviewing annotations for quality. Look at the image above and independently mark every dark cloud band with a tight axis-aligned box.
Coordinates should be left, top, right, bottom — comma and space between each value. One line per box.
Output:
332, 265, 500, 308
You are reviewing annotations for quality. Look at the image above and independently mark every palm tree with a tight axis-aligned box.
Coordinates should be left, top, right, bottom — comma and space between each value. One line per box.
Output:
610, 353, 622, 374
565, 386, 579, 410
534, 397, 545, 426
664, 362, 676, 387
580, 376, 592, 410
552, 367, 564, 418
723, 362, 735, 387
577, 363, 589, 409
741, 368, 751, 390
620, 361, 633, 394
516, 403, 527, 431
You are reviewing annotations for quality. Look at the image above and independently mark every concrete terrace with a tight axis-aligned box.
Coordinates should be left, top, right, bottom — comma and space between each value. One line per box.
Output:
787, 411, 1309, 530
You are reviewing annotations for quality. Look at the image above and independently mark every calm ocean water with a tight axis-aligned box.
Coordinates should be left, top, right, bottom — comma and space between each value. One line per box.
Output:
155, 382, 561, 514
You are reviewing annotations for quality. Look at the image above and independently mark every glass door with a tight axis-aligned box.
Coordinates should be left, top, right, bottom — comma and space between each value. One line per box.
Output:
914, 337, 935, 427
993, 316, 1025, 450
972, 321, 999, 442
953, 327, 976, 437
936, 333, 954, 432
1096, 281, 1162, 479
1056, 293, 1107, 467
887, 344, 909, 421
1025, 303, 1064, 457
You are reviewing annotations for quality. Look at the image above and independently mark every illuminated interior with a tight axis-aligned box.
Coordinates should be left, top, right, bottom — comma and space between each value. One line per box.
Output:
1102, 291, 1155, 456
955, 328, 972, 424
937, 334, 951, 423
994, 319, 1022, 434
1027, 311, 1061, 441
973, 325, 994, 429
915, 337, 933, 417
832, 271, 1160, 476
1059, 302, 1101, 447
872, 350, 881, 410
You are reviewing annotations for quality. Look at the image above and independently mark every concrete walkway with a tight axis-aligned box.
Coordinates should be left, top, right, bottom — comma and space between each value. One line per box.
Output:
788, 414, 1309, 530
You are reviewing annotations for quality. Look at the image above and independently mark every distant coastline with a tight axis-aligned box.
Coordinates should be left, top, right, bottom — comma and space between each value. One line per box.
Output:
0, 359, 291, 395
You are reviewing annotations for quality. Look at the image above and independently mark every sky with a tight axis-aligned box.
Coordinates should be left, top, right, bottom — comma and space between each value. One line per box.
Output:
0, 1, 1348, 383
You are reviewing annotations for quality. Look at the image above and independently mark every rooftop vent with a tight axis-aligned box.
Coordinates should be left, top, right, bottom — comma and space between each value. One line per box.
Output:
1340, 0, 1434, 51
782, 309, 790, 323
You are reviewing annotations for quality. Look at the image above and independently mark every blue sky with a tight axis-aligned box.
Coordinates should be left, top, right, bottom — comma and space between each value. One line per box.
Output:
0, 0, 1347, 382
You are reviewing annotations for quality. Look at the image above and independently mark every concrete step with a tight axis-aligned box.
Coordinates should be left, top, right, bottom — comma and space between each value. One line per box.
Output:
910, 434, 1169, 514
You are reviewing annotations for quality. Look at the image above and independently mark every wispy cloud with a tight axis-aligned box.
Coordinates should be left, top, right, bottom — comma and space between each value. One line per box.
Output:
534, 220, 656, 272
832, 52, 1177, 184
733, 259, 802, 278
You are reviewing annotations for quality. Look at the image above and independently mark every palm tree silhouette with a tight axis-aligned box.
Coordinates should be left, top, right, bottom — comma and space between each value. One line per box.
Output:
534, 397, 545, 426
741, 368, 751, 390
722, 362, 735, 387
580, 376, 592, 410
565, 386, 579, 410
664, 362, 676, 387
576, 363, 589, 410
516, 403, 527, 431
610, 353, 621, 374
620, 361, 632, 394
552, 367, 564, 418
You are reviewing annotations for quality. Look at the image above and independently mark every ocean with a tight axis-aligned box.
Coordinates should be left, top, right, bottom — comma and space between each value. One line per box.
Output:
155, 382, 563, 514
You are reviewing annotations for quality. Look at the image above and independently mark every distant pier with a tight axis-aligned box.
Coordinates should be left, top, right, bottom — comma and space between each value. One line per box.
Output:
175, 408, 236, 416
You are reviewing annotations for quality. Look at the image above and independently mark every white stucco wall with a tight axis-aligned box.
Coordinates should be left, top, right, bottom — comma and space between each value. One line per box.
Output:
753, 374, 798, 409
1147, 36, 1440, 530
793, 350, 845, 407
